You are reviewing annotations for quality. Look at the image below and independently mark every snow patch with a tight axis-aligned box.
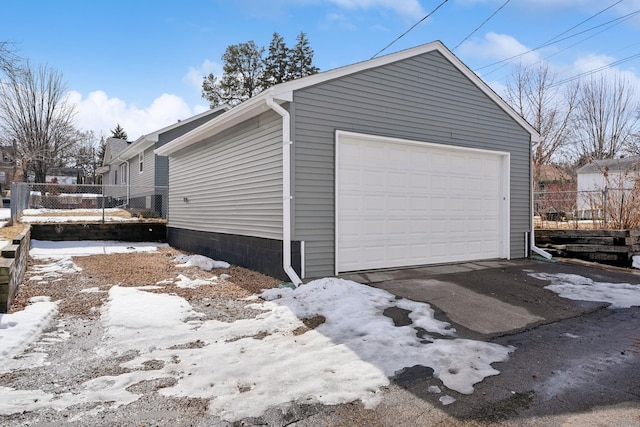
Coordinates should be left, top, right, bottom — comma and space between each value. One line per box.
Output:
175, 274, 218, 289
529, 272, 640, 308
29, 240, 167, 259
175, 254, 230, 270
32, 257, 82, 274
0, 297, 58, 361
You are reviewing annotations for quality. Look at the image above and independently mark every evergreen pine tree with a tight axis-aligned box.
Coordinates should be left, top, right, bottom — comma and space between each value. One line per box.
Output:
110, 124, 128, 141
288, 32, 319, 79
262, 33, 290, 87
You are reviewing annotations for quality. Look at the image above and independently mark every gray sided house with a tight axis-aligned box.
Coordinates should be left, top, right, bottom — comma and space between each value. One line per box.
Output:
156, 41, 540, 283
97, 106, 228, 215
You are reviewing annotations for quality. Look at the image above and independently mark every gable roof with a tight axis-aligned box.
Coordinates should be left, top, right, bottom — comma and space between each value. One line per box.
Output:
577, 157, 640, 174
103, 105, 229, 166
103, 137, 130, 164
156, 40, 540, 157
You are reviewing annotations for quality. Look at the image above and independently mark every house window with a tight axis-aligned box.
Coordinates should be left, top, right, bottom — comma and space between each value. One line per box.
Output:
119, 163, 127, 184
139, 152, 144, 173
114, 169, 118, 185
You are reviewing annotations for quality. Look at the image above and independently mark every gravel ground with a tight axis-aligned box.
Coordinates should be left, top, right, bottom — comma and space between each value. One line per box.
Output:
1, 246, 303, 426
4, 245, 634, 426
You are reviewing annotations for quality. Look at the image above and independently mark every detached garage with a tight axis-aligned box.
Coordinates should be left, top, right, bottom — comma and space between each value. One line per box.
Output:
156, 41, 540, 283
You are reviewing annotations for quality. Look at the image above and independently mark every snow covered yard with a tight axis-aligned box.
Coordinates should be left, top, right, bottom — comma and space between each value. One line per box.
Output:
0, 240, 520, 425
2, 240, 640, 425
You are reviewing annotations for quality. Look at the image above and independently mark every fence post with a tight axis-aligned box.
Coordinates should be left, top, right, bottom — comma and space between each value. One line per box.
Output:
602, 185, 609, 228
101, 181, 105, 223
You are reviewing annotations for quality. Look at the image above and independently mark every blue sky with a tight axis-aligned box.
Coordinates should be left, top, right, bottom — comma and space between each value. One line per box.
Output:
2, 0, 640, 140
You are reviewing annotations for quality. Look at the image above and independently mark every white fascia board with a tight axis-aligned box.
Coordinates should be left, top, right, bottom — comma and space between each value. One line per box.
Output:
107, 138, 154, 165
155, 96, 275, 156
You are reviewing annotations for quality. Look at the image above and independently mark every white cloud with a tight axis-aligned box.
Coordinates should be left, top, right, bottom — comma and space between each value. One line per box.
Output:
458, 32, 542, 65
67, 90, 194, 141
569, 53, 640, 94
326, 12, 358, 31
572, 53, 615, 74
183, 59, 222, 91
328, 0, 425, 18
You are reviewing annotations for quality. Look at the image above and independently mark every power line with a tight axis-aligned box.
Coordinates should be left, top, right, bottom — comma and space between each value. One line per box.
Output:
544, 0, 623, 45
371, 0, 449, 59
453, 0, 510, 51
551, 51, 640, 87
476, 3, 639, 75
482, 8, 640, 76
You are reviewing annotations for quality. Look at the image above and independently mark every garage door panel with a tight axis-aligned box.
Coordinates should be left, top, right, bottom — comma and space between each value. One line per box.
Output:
337, 133, 507, 272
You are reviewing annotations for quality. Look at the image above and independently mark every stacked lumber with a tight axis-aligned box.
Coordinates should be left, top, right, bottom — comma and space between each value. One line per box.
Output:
535, 229, 640, 267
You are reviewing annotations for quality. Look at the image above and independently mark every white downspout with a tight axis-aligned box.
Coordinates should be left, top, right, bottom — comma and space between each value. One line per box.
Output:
266, 97, 303, 285
530, 140, 552, 260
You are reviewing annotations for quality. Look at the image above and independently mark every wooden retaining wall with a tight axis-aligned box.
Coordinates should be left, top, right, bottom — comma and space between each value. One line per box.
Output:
535, 229, 640, 267
0, 226, 31, 313
29, 222, 166, 242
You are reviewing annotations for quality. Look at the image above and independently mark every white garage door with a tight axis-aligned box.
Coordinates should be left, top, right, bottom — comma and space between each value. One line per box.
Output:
336, 131, 509, 273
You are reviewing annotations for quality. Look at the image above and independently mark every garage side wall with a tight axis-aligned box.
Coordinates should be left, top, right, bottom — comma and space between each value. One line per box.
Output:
292, 50, 531, 278
167, 110, 284, 239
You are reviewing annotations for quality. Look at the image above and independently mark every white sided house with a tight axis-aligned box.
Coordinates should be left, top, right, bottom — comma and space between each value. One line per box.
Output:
156, 41, 540, 283
576, 157, 640, 218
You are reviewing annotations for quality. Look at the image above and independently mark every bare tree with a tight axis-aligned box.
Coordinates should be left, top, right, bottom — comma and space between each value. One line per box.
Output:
0, 41, 21, 77
0, 62, 77, 182
572, 74, 639, 161
505, 63, 578, 174
68, 130, 101, 184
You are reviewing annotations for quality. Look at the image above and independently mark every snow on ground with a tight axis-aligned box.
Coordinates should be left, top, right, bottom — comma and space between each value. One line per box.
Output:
29, 239, 168, 259
633, 255, 640, 269
0, 242, 516, 422
175, 253, 230, 270
0, 207, 9, 228
0, 297, 58, 360
529, 272, 640, 308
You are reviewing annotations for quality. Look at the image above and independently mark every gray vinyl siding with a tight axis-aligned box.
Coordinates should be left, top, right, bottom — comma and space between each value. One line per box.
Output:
156, 111, 226, 187
167, 110, 283, 239
128, 147, 154, 188
292, 50, 531, 278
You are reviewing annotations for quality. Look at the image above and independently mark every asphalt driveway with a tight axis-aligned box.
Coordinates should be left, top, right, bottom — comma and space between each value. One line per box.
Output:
339, 258, 640, 424
340, 258, 638, 339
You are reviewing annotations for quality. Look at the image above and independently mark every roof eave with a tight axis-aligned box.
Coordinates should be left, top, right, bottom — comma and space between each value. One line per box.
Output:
156, 94, 278, 157
156, 41, 540, 156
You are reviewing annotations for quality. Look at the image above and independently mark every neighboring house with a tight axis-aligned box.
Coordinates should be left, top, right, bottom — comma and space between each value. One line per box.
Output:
0, 145, 15, 191
97, 106, 228, 215
156, 41, 540, 283
533, 164, 576, 220
576, 157, 640, 218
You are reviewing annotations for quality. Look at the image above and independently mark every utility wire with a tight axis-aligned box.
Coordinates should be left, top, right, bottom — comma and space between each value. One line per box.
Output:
476, 2, 638, 75
544, 0, 622, 45
488, 9, 640, 81
371, 0, 449, 59
552, 51, 640, 87
453, 0, 510, 51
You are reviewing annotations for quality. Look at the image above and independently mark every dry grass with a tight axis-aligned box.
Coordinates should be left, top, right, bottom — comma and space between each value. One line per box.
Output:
0, 223, 29, 241
534, 219, 606, 230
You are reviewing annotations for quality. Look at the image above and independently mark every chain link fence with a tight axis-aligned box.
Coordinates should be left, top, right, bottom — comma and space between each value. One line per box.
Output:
10, 182, 168, 223
534, 187, 639, 229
